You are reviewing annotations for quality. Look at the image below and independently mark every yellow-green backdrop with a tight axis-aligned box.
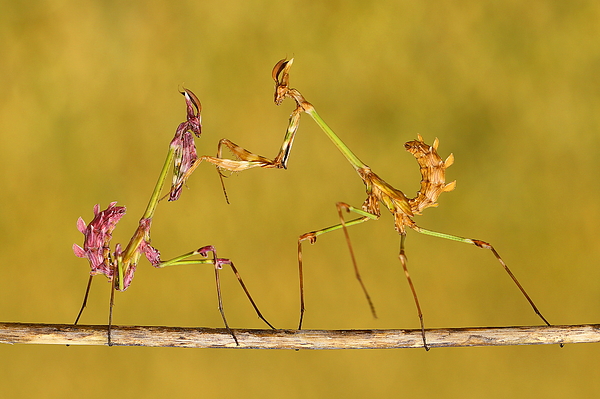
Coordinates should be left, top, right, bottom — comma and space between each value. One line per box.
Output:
1, 1, 599, 397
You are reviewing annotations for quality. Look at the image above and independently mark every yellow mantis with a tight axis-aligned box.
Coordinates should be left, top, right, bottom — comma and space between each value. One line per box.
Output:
171, 59, 552, 350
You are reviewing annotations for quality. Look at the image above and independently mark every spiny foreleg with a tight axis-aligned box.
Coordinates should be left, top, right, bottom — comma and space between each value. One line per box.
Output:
184, 106, 304, 203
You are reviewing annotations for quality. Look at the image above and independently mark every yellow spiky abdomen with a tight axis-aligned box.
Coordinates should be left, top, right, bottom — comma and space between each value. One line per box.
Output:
404, 134, 456, 215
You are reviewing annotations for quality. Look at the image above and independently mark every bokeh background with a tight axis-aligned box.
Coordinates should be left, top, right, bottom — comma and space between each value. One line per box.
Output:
1, 0, 599, 397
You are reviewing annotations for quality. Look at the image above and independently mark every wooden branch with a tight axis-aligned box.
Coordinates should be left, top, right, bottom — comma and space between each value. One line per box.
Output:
1, 322, 597, 349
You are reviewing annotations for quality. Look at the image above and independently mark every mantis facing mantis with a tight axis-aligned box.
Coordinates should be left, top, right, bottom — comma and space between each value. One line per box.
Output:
73, 89, 274, 346
172, 59, 552, 350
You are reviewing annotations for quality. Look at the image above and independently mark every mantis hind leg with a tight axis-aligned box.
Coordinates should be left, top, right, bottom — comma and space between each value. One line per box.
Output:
74, 274, 94, 325
398, 233, 429, 350
411, 225, 552, 327
73, 275, 117, 347
157, 245, 275, 346
297, 202, 378, 329
108, 277, 116, 346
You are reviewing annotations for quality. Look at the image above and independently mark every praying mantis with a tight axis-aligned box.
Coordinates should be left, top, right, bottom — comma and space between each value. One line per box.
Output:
172, 59, 552, 350
73, 88, 274, 346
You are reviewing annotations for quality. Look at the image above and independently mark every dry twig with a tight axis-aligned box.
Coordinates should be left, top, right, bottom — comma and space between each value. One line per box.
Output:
0, 322, 596, 349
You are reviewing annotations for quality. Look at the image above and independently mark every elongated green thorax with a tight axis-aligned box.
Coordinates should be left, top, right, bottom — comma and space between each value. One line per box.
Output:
304, 106, 368, 172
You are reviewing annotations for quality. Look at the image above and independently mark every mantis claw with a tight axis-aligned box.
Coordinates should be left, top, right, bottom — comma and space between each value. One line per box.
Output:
336, 202, 351, 213
299, 232, 318, 244
471, 239, 491, 249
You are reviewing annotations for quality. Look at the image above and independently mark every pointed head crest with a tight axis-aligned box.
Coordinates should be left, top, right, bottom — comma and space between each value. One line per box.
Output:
272, 58, 294, 105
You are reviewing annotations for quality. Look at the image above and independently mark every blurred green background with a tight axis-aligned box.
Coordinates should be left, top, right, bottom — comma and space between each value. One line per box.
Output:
1, 0, 600, 397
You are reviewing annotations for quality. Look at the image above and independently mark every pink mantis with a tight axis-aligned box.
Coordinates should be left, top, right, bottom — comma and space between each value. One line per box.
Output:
73, 88, 274, 345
